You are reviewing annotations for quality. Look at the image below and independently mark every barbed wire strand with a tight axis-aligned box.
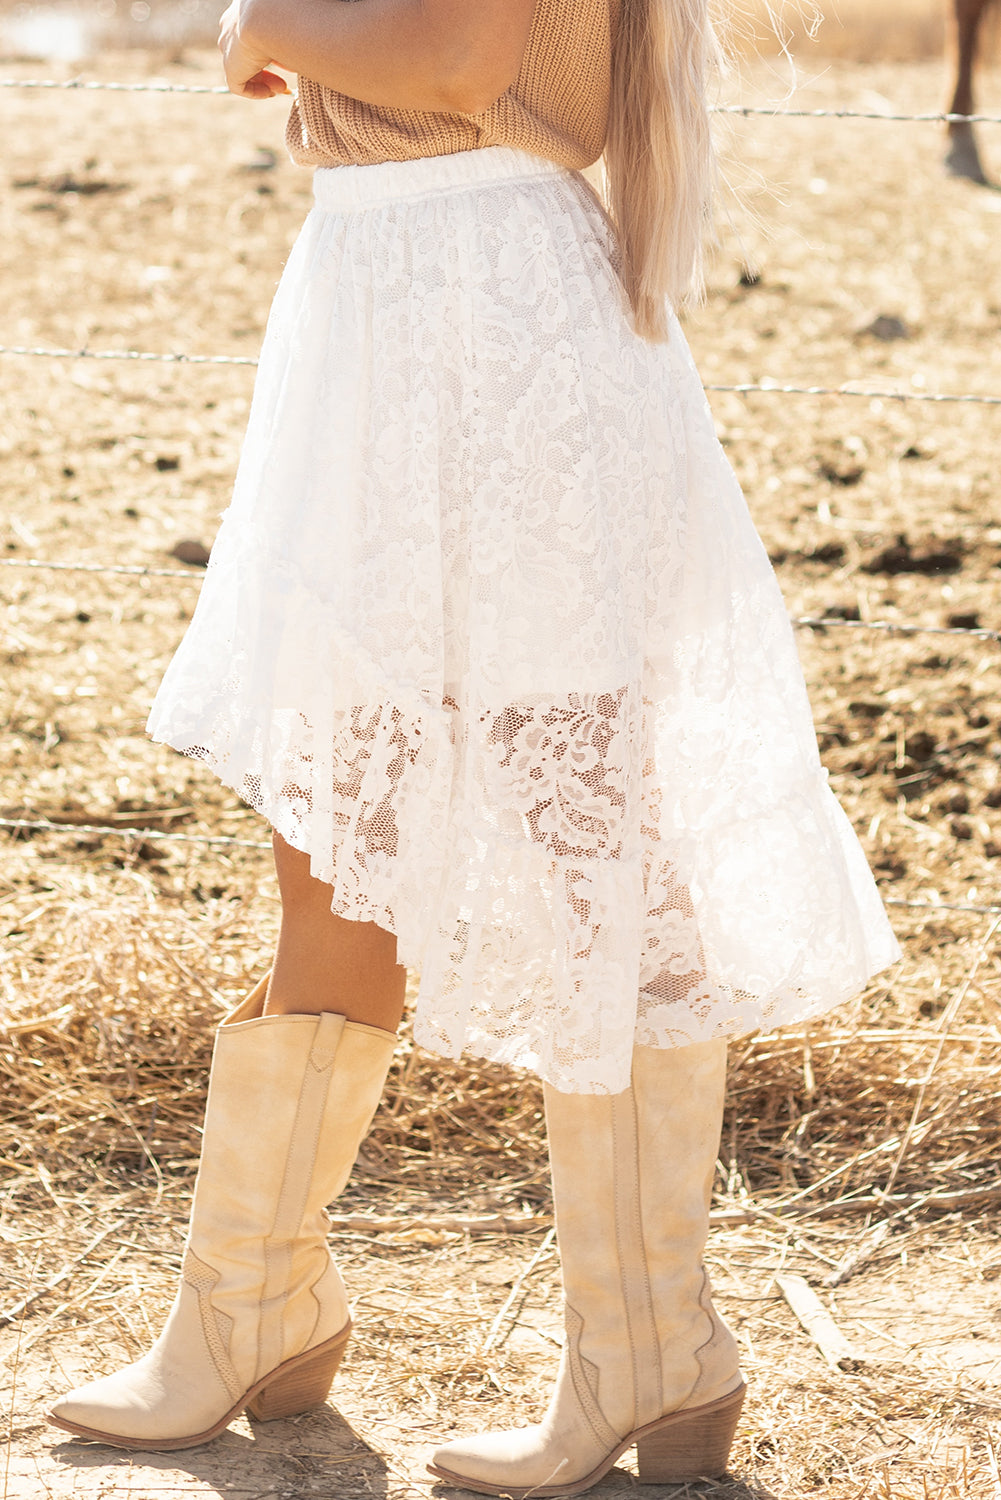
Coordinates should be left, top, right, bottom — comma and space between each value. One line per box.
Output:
4, 819, 997, 921
0, 77, 231, 94
1, 345, 999, 408
793, 616, 1001, 645
0, 818, 996, 917
0, 557, 202, 579
2, 558, 999, 646
1, 80, 1000, 124
882, 898, 1001, 916
705, 382, 1001, 408
0, 816, 269, 849
0, 344, 257, 367
713, 105, 1001, 124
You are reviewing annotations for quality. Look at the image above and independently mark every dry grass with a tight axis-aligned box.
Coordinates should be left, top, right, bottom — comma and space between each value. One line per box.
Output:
0, 878, 552, 1211
2, 865, 999, 1233
0, 885, 997, 1197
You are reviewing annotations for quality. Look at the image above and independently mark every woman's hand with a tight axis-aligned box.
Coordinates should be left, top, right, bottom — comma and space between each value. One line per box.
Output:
219, 1, 290, 99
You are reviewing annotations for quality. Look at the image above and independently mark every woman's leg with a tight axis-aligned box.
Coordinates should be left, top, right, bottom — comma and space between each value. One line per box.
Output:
49, 832, 402, 1450
265, 831, 407, 1030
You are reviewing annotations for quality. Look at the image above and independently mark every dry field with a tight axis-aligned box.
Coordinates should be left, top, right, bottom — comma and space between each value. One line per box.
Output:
1, 22, 1001, 1500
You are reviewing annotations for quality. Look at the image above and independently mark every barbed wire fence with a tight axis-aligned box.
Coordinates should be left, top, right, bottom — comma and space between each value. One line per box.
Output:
2, 71, 999, 925
2, 75, 1001, 123
2, 344, 1001, 405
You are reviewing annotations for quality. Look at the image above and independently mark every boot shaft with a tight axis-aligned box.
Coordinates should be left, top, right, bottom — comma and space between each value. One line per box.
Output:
188, 991, 397, 1382
543, 1039, 738, 1434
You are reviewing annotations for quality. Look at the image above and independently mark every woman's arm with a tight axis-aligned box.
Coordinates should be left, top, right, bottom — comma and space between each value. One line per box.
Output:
219, 0, 538, 113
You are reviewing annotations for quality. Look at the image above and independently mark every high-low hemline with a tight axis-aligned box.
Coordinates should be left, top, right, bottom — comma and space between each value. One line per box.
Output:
148, 147, 899, 1094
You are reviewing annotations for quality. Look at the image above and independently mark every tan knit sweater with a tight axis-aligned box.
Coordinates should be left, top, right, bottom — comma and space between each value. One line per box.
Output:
287, 0, 619, 172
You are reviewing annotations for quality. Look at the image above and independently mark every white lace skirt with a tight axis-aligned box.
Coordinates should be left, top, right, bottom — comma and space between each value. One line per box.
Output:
148, 146, 899, 1093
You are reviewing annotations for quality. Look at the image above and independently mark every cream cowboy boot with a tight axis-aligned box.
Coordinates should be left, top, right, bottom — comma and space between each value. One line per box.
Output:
429, 1039, 745, 1495
48, 978, 396, 1450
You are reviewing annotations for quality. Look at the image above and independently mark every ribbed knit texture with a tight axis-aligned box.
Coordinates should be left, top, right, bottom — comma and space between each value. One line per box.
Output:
287, 0, 618, 171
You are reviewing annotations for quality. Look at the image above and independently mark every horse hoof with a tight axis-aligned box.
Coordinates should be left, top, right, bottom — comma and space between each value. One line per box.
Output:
945, 129, 992, 186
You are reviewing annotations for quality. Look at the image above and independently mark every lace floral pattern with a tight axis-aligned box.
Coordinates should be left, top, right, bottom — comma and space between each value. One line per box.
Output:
149, 148, 899, 1094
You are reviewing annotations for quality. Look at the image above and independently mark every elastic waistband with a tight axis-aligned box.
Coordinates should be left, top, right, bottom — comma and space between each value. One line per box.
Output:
312, 147, 564, 212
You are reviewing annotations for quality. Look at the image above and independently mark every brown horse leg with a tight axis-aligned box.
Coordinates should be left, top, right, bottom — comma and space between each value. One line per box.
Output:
946, 0, 991, 184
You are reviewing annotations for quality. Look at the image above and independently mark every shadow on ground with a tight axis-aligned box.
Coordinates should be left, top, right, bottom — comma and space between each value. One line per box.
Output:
47, 1404, 389, 1496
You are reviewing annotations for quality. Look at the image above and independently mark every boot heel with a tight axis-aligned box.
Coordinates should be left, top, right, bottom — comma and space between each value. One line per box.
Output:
247, 1325, 351, 1422
635, 1384, 745, 1483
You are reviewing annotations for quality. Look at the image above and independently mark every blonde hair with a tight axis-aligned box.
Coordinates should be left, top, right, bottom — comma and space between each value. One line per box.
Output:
603, 0, 719, 341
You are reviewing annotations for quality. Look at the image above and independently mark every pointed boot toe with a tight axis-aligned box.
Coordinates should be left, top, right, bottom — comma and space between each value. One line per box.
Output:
47, 1345, 211, 1447
48, 1379, 144, 1443
430, 1426, 562, 1494
46, 1290, 251, 1448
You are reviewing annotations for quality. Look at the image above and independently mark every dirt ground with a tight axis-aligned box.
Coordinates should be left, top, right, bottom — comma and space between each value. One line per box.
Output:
1, 36, 1001, 1500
